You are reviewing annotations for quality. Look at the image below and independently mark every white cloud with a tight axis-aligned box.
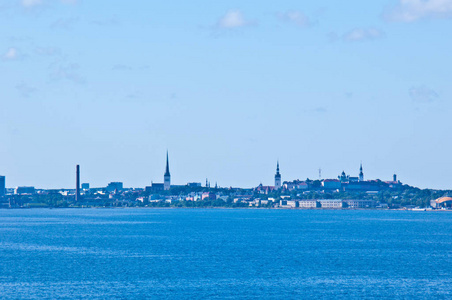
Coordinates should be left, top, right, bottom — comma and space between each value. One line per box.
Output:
343, 28, 384, 42
21, 0, 42, 8
3, 47, 20, 60
409, 86, 439, 102
277, 11, 310, 27
385, 0, 452, 22
217, 10, 251, 29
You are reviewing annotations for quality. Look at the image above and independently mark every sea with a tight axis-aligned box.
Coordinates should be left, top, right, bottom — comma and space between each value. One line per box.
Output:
0, 208, 451, 299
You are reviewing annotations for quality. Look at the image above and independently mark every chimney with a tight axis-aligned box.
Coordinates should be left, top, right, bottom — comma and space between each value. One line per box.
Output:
76, 165, 80, 201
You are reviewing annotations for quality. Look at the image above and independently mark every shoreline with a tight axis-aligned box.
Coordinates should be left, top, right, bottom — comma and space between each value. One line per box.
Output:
1, 206, 450, 212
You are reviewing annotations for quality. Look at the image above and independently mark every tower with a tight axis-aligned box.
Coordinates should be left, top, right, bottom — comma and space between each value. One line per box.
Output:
76, 165, 80, 201
0, 175, 5, 197
164, 151, 171, 190
275, 161, 281, 190
359, 163, 364, 181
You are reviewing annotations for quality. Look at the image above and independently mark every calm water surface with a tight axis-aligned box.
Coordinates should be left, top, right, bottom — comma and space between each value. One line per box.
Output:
0, 209, 451, 299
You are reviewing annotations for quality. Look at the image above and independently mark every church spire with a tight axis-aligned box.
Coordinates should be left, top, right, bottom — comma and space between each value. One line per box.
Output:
359, 162, 364, 181
275, 160, 281, 190
164, 151, 171, 190
165, 151, 170, 176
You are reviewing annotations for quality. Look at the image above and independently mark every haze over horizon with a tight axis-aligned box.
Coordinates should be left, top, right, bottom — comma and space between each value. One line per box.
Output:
1, 0, 451, 190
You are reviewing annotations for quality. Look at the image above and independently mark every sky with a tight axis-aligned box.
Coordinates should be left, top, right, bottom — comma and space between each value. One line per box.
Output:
0, 0, 451, 190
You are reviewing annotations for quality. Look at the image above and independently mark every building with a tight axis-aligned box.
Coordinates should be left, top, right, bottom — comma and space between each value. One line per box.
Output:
339, 171, 348, 182
202, 192, 216, 201
431, 197, 452, 208
281, 200, 298, 208
147, 152, 172, 192
318, 199, 343, 208
146, 183, 164, 193
0, 176, 5, 197
187, 182, 201, 187
255, 184, 276, 194
322, 179, 341, 190
338, 170, 358, 183
283, 180, 308, 191
283, 180, 296, 190
349, 177, 359, 183
297, 182, 308, 190
15, 186, 35, 195
164, 151, 171, 191
106, 182, 123, 192
343, 199, 376, 208
275, 161, 281, 190
343, 180, 383, 192
299, 199, 319, 208
359, 163, 364, 181
384, 174, 402, 189
81, 183, 90, 190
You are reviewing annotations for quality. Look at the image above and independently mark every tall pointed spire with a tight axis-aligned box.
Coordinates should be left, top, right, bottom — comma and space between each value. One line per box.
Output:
165, 151, 170, 176
275, 160, 281, 190
359, 162, 364, 181
164, 151, 171, 190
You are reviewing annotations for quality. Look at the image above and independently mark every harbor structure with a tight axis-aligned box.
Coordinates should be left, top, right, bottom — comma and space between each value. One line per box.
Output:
431, 197, 452, 208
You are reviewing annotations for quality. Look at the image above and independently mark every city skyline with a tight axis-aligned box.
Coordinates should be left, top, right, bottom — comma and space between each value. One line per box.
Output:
2, 2, 452, 299
1, 155, 404, 191
1, 0, 451, 189
0, 148, 438, 190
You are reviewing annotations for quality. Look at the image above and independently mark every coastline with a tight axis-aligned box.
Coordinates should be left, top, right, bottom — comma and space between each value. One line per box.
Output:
1, 206, 450, 211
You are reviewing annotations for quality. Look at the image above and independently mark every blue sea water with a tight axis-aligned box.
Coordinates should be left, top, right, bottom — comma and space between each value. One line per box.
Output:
0, 209, 451, 299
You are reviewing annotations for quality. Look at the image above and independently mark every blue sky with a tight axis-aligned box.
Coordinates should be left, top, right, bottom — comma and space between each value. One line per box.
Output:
0, 0, 451, 189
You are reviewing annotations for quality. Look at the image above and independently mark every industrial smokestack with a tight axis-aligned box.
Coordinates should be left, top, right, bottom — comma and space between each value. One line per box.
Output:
76, 165, 80, 201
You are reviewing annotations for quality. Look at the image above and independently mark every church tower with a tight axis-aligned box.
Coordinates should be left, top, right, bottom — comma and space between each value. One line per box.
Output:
275, 161, 281, 190
164, 151, 171, 190
359, 163, 364, 182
